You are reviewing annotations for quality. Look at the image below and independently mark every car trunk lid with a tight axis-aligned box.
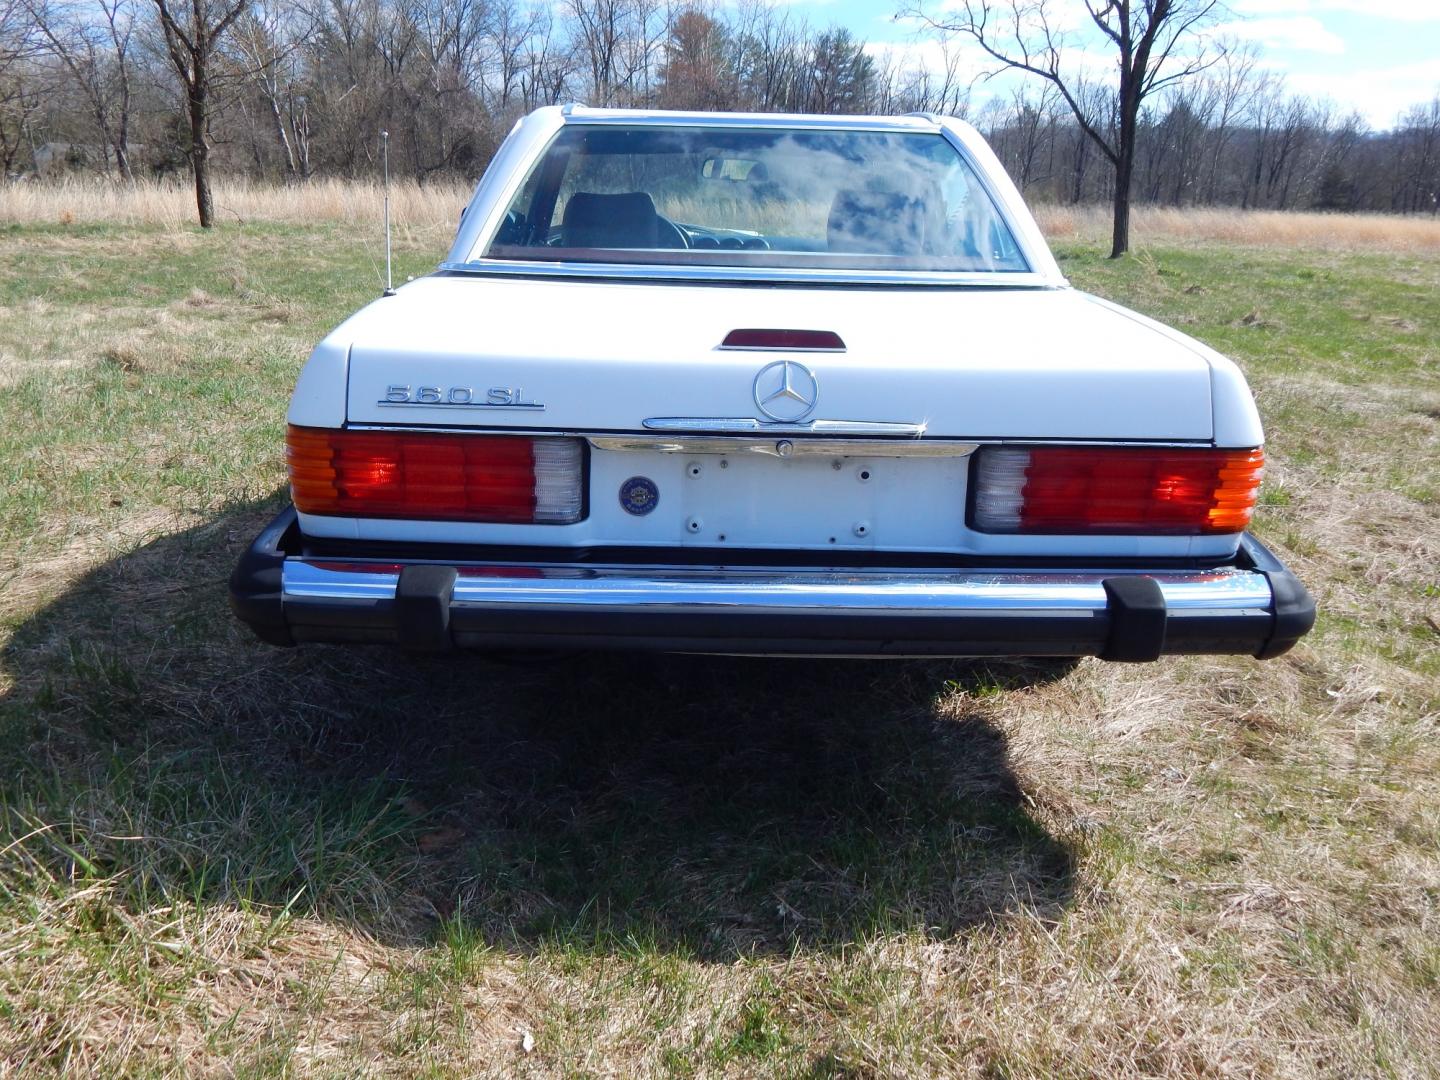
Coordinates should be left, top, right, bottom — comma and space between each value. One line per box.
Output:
341, 275, 1215, 441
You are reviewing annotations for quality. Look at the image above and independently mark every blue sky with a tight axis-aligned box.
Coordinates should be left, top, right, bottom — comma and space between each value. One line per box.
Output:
773, 0, 1440, 129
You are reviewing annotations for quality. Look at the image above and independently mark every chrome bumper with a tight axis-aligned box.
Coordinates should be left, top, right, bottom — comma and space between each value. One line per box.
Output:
230, 507, 1315, 660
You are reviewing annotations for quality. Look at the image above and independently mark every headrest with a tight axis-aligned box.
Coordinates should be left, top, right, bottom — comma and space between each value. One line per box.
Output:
562, 191, 661, 248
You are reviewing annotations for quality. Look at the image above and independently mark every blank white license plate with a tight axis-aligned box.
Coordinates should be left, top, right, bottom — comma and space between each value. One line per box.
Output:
587, 447, 971, 551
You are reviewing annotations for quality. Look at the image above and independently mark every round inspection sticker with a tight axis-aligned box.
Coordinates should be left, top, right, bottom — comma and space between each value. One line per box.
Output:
619, 476, 659, 516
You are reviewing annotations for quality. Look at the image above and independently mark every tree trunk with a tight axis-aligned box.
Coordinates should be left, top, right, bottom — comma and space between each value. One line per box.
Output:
1110, 82, 1140, 259
266, 93, 298, 179
1110, 153, 1132, 258
112, 138, 132, 181
1071, 131, 1088, 204
114, 80, 133, 182
189, 74, 213, 228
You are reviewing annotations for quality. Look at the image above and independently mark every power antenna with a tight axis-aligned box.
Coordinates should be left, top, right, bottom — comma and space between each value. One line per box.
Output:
381, 130, 395, 297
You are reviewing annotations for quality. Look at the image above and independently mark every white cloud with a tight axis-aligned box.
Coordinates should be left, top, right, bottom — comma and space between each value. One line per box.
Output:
1286, 56, 1440, 126
1214, 15, 1347, 53
862, 37, 994, 89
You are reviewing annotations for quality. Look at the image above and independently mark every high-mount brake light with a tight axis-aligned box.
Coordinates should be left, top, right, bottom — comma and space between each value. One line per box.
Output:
287, 426, 584, 524
721, 328, 846, 350
972, 445, 1265, 535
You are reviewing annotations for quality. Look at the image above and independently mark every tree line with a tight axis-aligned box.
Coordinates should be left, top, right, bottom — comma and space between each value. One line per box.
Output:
2, 0, 1437, 231
983, 55, 1440, 218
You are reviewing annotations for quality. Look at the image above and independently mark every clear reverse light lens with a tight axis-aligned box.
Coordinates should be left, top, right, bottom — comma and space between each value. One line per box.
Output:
532, 437, 585, 523
972, 447, 1031, 531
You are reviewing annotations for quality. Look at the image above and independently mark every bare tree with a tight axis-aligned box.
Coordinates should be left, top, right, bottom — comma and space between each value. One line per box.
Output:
908, 0, 1225, 257
231, 0, 311, 178
0, 0, 32, 67
4, 0, 1436, 219
151, 0, 250, 225
486, 0, 550, 112
1198, 41, 1263, 202
732, 1, 803, 111
1, 0, 40, 173
895, 37, 972, 117
27, 0, 137, 179
1392, 95, 1439, 215
566, 0, 632, 106
1000, 83, 1061, 190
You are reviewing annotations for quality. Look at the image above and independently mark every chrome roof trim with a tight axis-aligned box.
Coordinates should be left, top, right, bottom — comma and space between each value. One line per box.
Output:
556, 107, 941, 132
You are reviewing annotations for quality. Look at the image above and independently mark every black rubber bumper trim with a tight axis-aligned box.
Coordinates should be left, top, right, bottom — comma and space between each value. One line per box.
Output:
227, 504, 299, 646
395, 565, 458, 652
228, 507, 1317, 659
1237, 533, 1317, 659
1100, 575, 1167, 662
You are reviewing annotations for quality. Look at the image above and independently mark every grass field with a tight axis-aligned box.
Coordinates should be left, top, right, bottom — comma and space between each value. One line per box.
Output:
0, 207, 1437, 1076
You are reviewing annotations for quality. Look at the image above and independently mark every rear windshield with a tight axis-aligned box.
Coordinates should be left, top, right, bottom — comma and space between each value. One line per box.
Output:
483, 126, 1029, 274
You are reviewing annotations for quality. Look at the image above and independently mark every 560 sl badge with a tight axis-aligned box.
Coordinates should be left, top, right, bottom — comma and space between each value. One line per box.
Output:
379, 385, 544, 410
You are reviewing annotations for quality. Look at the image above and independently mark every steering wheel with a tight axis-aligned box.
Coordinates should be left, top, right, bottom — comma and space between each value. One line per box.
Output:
655, 216, 690, 250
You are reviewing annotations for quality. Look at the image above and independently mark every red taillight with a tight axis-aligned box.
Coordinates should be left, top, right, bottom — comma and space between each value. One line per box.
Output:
972, 446, 1264, 534
287, 426, 584, 524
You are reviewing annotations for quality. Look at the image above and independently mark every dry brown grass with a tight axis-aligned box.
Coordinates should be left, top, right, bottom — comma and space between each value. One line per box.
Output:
5, 177, 1440, 251
0, 177, 474, 229
1035, 202, 1440, 251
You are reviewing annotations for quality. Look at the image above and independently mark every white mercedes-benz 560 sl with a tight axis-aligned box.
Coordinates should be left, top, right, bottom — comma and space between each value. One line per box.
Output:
230, 105, 1315, 661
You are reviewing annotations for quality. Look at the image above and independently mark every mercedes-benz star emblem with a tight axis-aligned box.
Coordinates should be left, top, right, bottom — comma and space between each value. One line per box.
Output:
752, 360, 819, 423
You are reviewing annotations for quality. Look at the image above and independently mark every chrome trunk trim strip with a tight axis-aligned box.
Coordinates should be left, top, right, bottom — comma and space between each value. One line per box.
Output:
589, 436, 976, 458
639, 417, 927, 435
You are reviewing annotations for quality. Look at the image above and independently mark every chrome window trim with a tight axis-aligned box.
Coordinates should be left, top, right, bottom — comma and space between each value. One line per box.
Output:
934, 124, 1033, 274
438, 260, 1055, 288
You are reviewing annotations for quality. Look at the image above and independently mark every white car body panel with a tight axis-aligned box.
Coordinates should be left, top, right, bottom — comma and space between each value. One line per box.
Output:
284, 105, 1263, 560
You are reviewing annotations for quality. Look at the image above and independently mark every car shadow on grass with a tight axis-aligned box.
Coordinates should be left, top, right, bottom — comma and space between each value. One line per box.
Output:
0, 498, 1077, 960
